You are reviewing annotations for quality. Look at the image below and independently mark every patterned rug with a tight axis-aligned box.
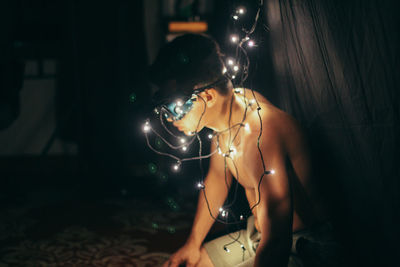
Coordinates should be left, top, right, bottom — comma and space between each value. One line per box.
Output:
0, 196, 194, 267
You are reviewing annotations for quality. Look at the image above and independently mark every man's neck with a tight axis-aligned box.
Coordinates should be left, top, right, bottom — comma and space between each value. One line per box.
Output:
207, 91, 248, 133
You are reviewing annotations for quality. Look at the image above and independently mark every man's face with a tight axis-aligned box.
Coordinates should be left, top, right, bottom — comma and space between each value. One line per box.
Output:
167, 95, 207, 136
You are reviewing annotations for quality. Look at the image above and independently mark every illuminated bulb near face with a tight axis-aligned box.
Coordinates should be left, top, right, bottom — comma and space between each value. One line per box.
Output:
230, 35, 239, 43
197, 182, 205, 189
233, 65, 239, 72
244, 123, 250, 131
182, 146, 187, 151
176, 100, 183, 107
188, 131, 195, 136
208, 134, 213, 139
221, 210, 227, 217
227, 59, 234, 65
222, 67, 227, 74
233, 15, 239, 20
240, 215, 244, 220
219, 207, 223, 212
247, 40, 255, 47
245, 36, 250, 41
231, 75, 236, 79
218, 148, 222, 155
249, 99, 256, 105
270, 169, 276, 174
175, 107, 183, 114
224, 247, 230, 253
180, 138, 186, 144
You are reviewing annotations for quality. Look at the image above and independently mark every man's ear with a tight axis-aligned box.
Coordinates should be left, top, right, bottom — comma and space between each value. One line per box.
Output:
201, 89, 218, 107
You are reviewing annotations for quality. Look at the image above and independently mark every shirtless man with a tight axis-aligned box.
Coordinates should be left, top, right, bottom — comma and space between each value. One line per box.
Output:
149, 34, 323, 267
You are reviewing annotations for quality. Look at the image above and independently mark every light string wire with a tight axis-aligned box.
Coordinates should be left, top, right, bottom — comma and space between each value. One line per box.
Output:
142, 0, 273, 257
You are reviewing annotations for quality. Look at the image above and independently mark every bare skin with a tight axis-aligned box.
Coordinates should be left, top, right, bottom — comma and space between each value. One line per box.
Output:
162, 87, 321, 267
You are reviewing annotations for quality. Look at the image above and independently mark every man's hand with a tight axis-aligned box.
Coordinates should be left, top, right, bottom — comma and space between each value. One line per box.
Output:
162, 242, 201, 267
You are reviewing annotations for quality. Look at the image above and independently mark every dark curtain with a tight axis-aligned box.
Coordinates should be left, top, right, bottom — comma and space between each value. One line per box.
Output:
265, 0, 399, 266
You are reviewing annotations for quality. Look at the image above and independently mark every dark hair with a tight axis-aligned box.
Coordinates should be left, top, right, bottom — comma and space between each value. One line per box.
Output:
148, 34, 229, 102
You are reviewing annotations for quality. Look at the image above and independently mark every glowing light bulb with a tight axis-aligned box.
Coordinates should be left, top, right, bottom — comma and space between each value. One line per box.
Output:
218, 148, 222, 155
188, 131, 195, 136
249, 99, 256, 105
180, 138, 186, 144
143, 122, 151, 133
233, 15, 239, 20
271, 169, 276, 174
175, 107, 183, 114
227, 59, 234, 65
231, 75, 236, 79
233, 65, 239, 72
224, 247, 230, 253
222, 67, 227, 74
230, 35, 239, 43
237, 7, 245, 14
219, 207, 223, 212
229, 146, 237, 157
247, 40, 255, 47
197, 182, 205, 189
221, 210, 227, 217
240, 215, 244, 220
208, 134, 213, 139
244, 123, 250, 131
172, 161, 181, 172
182, 146, 187, 151
176, 100, 183, 106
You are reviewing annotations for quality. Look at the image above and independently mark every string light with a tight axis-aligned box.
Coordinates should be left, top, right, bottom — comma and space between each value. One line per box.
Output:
197, 182, 205, 189
143, 121, 151, 133
172, 162, 181, 171
230, 35, 239, 43
142, 0, 271, 252
224, 247, 230, 253
237, 7, 245, 14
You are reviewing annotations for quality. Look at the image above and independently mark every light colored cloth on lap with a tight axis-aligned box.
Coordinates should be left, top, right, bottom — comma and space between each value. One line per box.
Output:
204, 216, 339, 267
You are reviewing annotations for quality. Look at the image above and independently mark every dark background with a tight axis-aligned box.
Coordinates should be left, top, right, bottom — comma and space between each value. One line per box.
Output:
0, 0, 399, 266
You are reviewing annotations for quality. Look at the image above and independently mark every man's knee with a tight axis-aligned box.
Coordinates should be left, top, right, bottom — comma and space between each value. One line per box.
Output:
197, 246, 214, 267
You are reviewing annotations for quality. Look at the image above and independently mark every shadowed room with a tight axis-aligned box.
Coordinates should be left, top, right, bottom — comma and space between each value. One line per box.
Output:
0, 0, 399, 266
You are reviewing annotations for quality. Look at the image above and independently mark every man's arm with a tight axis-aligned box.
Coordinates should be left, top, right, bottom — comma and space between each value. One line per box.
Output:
251, 127, 293, 267
188, 144, 233, 247
163, 141, 232, 267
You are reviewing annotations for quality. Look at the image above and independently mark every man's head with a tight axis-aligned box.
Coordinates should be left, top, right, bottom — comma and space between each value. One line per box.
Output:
149, 34, 233, 135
